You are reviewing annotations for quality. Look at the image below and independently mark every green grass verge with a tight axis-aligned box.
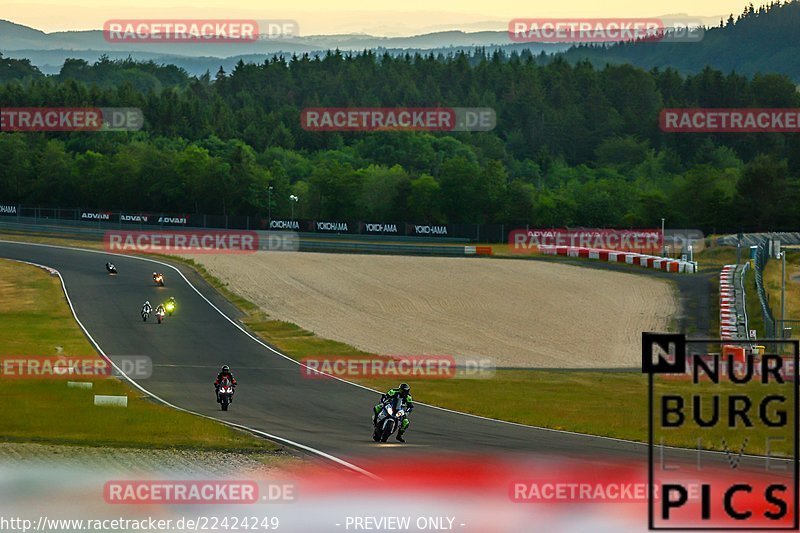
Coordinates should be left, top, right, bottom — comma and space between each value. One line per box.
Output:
694, 245, 739, 273
744, 266, 768, 338
0, 258, 280, 452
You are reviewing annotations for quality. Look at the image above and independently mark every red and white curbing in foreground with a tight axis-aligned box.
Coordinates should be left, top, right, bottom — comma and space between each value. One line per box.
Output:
537, 245, 696, 273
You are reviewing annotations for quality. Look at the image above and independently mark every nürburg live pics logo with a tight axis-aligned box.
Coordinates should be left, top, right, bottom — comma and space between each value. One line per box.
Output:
642, 333, 798, 530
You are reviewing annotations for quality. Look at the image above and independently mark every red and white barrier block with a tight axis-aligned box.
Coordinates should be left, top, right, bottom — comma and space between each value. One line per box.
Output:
538, 246, 696, 273
465, 246, 493, 256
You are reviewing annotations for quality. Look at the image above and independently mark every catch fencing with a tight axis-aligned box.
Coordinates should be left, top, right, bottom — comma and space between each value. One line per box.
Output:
717, 232, 800, 247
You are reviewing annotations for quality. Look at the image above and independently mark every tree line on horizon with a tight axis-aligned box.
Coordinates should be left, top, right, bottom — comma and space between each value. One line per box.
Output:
1, 43, 799, 232
562, 1, 800, 83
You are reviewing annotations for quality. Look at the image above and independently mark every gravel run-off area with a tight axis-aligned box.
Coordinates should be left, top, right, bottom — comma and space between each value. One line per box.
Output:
192, 252, 679, 368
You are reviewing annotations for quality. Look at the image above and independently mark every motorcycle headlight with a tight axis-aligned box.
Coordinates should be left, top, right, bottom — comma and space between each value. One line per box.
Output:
385, 405, 393, 415
396, 409, 405, 417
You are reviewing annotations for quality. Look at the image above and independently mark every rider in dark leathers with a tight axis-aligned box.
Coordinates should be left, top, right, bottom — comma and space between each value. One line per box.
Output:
373, 383, 413, 442
214, 365, 237, 403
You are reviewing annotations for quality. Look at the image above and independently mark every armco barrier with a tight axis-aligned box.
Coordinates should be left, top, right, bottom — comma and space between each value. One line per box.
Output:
719, 263, 750, 341
0, 203, 500, 242
0, 215, 470, 244
538, 246, 696, 273
0, 220, 491, 258
299, 240, 491, 257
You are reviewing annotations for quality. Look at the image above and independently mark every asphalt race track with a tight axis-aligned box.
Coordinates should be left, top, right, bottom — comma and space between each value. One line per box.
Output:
0, 240, 787, 478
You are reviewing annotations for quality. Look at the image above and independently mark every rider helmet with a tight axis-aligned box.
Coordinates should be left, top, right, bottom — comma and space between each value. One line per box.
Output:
398, 383, 410, 397
221, 365, 230, 373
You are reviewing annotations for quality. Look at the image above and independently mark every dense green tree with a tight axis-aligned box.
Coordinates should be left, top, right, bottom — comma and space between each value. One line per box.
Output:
357, 165, 409, 221
734, 155, 799, 229
2, 41, 800, 233
407, 174, 443, 223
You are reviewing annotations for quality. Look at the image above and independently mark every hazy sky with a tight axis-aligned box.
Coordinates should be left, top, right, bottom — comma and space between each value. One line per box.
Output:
3, 0, 754, 35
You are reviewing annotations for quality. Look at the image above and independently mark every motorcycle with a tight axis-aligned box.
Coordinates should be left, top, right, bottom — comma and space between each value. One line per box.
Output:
217, 377, 235, 411
153, 273, 165, 287
155, 308, 166, 324
373, 395, 406, 443
106, 262, 117, 275
141, 308, 150, 322
165, 300, 176, 316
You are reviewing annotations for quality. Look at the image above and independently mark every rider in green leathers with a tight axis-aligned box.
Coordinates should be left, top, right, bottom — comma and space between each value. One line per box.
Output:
373, 383, 414, 442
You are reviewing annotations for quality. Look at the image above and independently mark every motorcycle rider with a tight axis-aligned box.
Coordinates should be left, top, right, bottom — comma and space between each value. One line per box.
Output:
373, 383, 414, 442
106, 261, 116, 273
155, 303, 166, 318
165, 296, 176, 314
214, 365, 237, 403
142, 300, 152, 315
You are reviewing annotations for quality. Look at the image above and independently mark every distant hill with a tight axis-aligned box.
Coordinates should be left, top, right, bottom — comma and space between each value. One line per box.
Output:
0, 45, 570, 77
2, 3, 798, 81
559, 1, 800, 81
0, 20, 558, 57
0, 20, 569, 76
